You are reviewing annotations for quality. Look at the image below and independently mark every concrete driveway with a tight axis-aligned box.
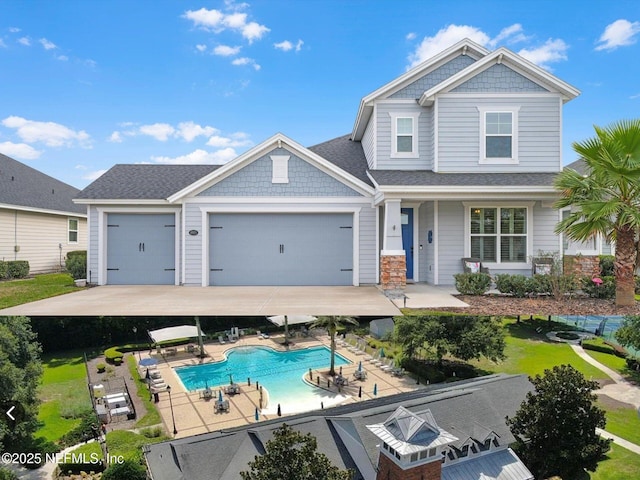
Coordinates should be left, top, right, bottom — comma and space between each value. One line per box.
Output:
0, 285, 403, 317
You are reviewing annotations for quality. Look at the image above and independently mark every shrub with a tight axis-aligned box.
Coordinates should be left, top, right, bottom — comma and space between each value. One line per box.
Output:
582, 339, 617, 355
7, 260, 29, 279
495, 274, 536, 298
0, 467, 18, 480
102, 459, 147, 480
400, 357, 446, 384
59, 410, 101, 448
140, 426, 164, 438
626, 357, 640, 371
635, 276, 640, 294
556, 331, 580, 341
453, 272, 491, 295
96, 363, 106, 373
599, 255, 615, 277
581, 276, 616, 299
104, 346, 124, 364
0, 261, 8, 280
65, 250, 87, 280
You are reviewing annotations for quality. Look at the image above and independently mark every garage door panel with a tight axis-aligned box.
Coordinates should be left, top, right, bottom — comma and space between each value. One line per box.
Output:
209, 213, 353, 286
107, 213, 175, 285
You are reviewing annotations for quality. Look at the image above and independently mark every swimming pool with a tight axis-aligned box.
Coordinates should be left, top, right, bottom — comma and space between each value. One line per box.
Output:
174, 345, 351, 414
553, 315, 638, 356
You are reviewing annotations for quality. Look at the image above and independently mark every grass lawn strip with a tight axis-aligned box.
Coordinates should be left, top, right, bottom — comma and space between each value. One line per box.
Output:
0, 273, 82, 309
589, 444, 640, 480
126, 355, 162, 427
70, 429, 170, 463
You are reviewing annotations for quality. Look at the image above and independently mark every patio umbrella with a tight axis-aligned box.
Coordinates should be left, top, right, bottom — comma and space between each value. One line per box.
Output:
139, 357, 158, 367
277, 404, 282, 417
229, 373, 233, 385
379, 348, 385, 358
145, 369, 150, 381
373, 383, 377, 396
255, 407, 259, 422
218, 390, 223, 402
358, 361, 362, 372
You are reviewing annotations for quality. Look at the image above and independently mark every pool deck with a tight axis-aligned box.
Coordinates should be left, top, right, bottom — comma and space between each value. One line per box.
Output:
145, 333, 422, 439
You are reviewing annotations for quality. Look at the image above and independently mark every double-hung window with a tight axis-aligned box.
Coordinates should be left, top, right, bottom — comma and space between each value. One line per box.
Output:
68, 218, 79, 243
468, 205, 530, 264
390, 112, 419, 158
477, 106, 519, 164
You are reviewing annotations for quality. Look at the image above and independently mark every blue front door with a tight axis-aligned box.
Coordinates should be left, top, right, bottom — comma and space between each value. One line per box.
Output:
401, 208, 413, 280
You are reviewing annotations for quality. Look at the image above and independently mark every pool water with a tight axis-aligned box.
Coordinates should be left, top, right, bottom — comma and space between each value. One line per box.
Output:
554, 315, 638, 356
174, 345, 350, 413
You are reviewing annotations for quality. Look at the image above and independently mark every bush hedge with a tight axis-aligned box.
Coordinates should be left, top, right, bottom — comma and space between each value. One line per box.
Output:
453, 272, 491, 295
599, 255, 615, 276
65, 250, 87, 280
0, 260, 30, 279
581, 275, 616, 299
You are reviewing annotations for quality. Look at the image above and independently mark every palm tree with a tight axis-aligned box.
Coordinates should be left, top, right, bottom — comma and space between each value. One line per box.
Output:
308, 316, 358, 376
554, 119, 640, 306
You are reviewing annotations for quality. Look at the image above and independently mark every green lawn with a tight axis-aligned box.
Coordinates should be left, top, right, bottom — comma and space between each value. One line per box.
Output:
588, 444, 640, 480
36, 351, 92, 442
469, 319, 608, 381
126, 355, 162, 427
71, 429, 169, 462
0, 273, 82, 308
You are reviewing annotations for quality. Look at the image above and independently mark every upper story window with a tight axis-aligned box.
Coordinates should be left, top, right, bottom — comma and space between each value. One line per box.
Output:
477, 106, 520, 164
390, 112, 420, 158
68, 218, 79, 243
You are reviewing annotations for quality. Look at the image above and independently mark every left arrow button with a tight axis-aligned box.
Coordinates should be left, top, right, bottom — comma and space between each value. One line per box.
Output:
6, 406, 15, 421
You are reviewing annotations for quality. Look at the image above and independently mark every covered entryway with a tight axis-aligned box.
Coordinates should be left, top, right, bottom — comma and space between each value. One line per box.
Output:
106, 213, 176, 285
209, 213, 353, 286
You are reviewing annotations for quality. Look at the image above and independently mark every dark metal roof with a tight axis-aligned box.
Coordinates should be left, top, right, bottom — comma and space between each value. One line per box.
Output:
0, 153, 85, 214
75, 164, 221, 200
307, 134, 373, 186
368, 170, 559, 187
145, 374, 532, 480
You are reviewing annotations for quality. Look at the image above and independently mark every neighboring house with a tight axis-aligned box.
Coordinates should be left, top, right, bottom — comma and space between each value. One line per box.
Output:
144, 374, 534, 480
0, 153, 87, 275
76, 38, 579, 290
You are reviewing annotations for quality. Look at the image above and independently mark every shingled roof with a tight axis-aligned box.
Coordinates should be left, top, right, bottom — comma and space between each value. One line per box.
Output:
308, 134, 372, 186
0, 153, 85, 215
368, 170, 559, 187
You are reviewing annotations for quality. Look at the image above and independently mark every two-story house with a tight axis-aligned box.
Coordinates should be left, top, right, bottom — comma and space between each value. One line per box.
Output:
75, 39, 579, 290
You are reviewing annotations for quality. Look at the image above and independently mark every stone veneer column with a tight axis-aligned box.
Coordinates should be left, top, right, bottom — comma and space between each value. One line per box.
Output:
376, 453, 442, 480
563, 255, 600, 278
381, 199, 406, 296
380, 255, 406, 293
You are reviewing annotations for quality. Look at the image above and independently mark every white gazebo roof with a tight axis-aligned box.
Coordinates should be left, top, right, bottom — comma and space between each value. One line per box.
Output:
148, 325, 203, 344
267, 315, 317, 327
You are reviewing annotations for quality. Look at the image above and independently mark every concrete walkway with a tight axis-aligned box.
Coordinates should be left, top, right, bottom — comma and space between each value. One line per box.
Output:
571, 344, 640, 454
392, 284, 469, 309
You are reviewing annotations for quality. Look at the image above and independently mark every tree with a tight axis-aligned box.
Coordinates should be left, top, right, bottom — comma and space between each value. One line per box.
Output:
102, 459, 147, 480
394, 315, 505, 367
308, 316, 358, 376
240, 424, 352, 480
506, 365, 610, 479
0, 317, 43, 453
615, 315, 640, 353
554, 119, 640, 306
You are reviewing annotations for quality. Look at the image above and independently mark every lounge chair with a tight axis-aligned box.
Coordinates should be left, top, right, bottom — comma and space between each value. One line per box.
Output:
353, 369, 367, 380
201, 388, 213, 400
224, 383, 240, 395
381, 359, 395, 372
256, 330, 263, 339
461, 257, 490, 275
218, 335, 226, 345
214, 399, 230, 413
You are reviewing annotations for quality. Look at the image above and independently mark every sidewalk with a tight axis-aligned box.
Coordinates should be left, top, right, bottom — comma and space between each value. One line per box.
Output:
571, 344, 640, 454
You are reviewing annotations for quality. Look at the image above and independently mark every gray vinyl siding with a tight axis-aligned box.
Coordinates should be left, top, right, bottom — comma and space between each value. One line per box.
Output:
389, 55, 476, 99
182, 201, 377, 286
419, 202, 435, 284
376, 103, 433, 170
437, 95, 561, 173
198, 148, 360, 197
452, 64, 549, 93
437, 201, 465, 285
362, 116, 375, 169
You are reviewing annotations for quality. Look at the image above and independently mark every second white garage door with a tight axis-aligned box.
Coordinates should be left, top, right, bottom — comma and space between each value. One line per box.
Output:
209, 213, 353, 286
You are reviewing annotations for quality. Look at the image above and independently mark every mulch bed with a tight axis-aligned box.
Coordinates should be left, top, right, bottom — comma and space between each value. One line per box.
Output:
422, 294, 640, 316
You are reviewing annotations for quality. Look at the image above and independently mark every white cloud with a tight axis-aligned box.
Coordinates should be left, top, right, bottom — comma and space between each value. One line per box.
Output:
595, 19, 640, 51
630, 93, 640, 99
108, 131, 123, 143
176, 121, 218, 142
214, 44, 241, 56
182, 7, 269, 43
517, 38, 568, 69
232, 57, 260, 70
1, 116, 91, 148
139, 123, 175, 141
408, 25, 490, 67
407, 23, 568, 70
83, 169, 107, 181
18, 36, 30, 46
39, 38, 56, 50
274, 39, 304, 52
9, 27, 20, 33
206, 133, 252, 148
0, 141, 42, 160
274, 40, 293, 51
406, 32, 416, 41
196, 44, 207, 52
151, 148, 237, 165
0, 39, 6, 49
56, 54, 68, 61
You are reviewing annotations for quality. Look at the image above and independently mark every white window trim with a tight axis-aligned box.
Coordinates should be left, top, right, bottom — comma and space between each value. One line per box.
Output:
463, 202, 534, 269
389, 112, 420, 159
68, 217, 79, 244
477, 106, 520, 165
270, 155, 290, 184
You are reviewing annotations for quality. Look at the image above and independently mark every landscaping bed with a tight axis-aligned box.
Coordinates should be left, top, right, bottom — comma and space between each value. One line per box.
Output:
418, 294, 640, 316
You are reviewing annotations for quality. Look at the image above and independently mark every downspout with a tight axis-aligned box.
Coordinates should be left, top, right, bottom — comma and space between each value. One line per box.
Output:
14, 210, 18, 260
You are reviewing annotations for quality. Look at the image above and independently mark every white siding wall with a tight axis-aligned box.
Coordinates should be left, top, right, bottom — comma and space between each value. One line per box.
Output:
0, 208, 87, 274
362, 115, 376, 169
437, 95, 561, 172
376, 103, 433, 170
183, 201, 377, 286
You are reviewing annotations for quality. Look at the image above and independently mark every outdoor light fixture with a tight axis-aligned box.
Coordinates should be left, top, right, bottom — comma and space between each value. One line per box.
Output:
167, 385, 177, 435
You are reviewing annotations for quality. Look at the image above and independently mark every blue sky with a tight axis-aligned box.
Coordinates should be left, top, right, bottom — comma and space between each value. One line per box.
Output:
1, 0, 639, 189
